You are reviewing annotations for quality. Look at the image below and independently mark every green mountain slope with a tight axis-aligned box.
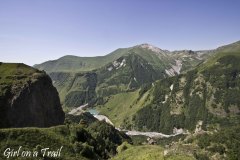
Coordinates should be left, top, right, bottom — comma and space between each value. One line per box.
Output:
35, 44, 208, 75
0, 63, 38, 87
34, 48, 131, 72
49, 53, 162, 109
94, 41, 240, 132
35, 44, 207, 109
112, 144, 194, 160
96, 88, 153, 128
132, 41, 240, 133
0, 114, 131, 160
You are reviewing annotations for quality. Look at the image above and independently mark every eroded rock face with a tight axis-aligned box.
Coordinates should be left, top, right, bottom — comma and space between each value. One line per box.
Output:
0, 63, 65, 128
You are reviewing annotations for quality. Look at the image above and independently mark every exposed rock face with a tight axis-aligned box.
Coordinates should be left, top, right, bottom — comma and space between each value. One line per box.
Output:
0, 63, 65, 128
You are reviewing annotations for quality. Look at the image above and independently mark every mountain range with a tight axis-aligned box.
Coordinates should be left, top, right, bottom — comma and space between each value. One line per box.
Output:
34, 40, 240, 135
0, 40, 240, 159
35, 43, 214, 110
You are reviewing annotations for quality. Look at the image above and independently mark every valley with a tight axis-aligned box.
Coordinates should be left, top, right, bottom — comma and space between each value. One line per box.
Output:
1, 1, 239, 159
36, 41, 240, 159
35, 44, 210, 110
1, 41, 240, 160
68, 104, 185, 138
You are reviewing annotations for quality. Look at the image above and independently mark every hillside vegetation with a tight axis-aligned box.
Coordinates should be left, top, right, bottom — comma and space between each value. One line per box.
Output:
132, 41, 240, 133
96, 88, 153, 128
34, 48, 132, 72
112, 143, 194, 160
35, 44, 208, 109
34, 44, 206, 73
0, 113, 130, 160
92, 41, 240, 133
2, 41, 240, 160
0, 63, 39, 91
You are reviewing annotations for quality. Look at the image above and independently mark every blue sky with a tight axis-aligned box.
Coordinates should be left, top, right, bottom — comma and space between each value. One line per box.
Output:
0, 0, 239, 65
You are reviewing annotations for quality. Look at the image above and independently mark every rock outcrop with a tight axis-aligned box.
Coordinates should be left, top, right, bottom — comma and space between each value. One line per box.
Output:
0, 63, 65, 128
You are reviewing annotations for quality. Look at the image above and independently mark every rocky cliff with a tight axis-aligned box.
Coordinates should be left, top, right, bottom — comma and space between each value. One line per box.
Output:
0, 63, 65, 128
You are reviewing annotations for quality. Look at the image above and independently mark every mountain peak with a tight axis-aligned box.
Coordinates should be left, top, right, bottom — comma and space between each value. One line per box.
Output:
136, 43, 169, 54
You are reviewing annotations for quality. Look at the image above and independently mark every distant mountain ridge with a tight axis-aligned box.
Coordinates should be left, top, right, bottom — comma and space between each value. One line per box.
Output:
95, 41, 240, 133
30, 41, 240, 159
34, 43, 210, 74
35, 43, 212, 109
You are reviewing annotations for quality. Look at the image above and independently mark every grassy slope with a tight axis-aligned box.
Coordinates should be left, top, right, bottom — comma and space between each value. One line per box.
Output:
130, 47, 173, 71
0, 126, 87, 160
0, 63, 44, 97
113, 125, 240, 160
132, 41, 240, 133
34, 48, 131, 72
0, 63, 39, 84
0, 118, 130, 160
51, 51, 162, 109
35, 44, 207, 110
35, 44, 206, 74
198, 41, 240, 71
198, 50, 240, 73
112, 145, 164, 160
112, 144, 194, 160
96, 89, 153, 128
34, 46, 169, 73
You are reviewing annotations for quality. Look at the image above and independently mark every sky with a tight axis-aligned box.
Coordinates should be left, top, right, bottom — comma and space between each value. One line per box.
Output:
0, 0, 240, 66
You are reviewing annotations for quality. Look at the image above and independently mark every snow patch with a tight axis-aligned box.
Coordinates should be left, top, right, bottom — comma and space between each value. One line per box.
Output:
112, 61, 119, 67
162, 95, 168, 104
112, 58, 126, 70
107, 66, 113, 71
170, 84, 173, 91
134, 77, 137, 82
118, 59, 126, 68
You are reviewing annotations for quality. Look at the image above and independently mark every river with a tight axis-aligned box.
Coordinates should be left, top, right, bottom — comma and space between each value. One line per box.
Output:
69, 106, 184, 138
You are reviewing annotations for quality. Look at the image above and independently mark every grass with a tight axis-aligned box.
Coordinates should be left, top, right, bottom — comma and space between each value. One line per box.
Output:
96, 89, 152, 128
0, 125, 87, 160
34, 46, 172, 73
112, 145, 165, 160
0, 63, 37, 75
166, 155, 194, 160
198, 41, 240, 72
35, 43, 205, 74
0, 63, 39, 83
37, 45, 206, 109
0, 120, 130, 160
112, 144, 194, 160
198, 51, 240, 71
35, 48, 131, 73
0, 63, 44, 96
